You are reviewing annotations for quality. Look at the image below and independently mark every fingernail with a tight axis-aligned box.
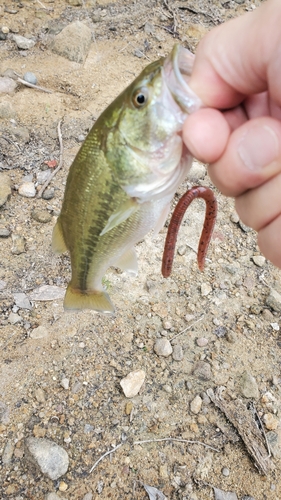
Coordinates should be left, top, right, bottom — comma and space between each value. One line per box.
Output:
238, 125, 279, 170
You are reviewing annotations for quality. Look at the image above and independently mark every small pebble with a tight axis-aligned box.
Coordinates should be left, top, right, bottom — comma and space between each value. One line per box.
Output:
134, 49, 143, 58
31, 209, 52, 223
190, 395, 202, 414
172, 344, 183, 361
61, 378, 70, 390
240, 371, 259, 399
8, 312, 22, 324
252, 255, 266, 267
23, 71, 37, 85
0, 76, 17, 94
266, 288, 281, 313
154, 338, 173, 357
14, 292, 32, 310
271, 322, 280, 331
42, 188, 55, 200
0, 227, 10, 238
18, 182, 36, 198
196, 337, 208, 347
58, 481, 68, 492
222, 467, 230, 477
230, 212, 239, 223
29, 326, 49, 339
200, 283, 212, 296
13, 34, 35, 50
11, 234, 26, 254
120, 370, 145, 398
263, 413, 279, 430
2, 26, 9, 34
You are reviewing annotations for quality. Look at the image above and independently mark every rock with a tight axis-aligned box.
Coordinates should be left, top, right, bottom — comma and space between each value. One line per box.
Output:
190, 395, 202, 414
0, 76, 17, 94
266, 288, 281, 313
193, 361, 212, 381
18, 182, 36, 198
13, 292, 32, 310
59, 481, 68, 491
201, 283, 212, 296
42, 188, 55, 200
0, 99, 16, 119
83, 493, 93, 500
222, 467, 230, 477
11, 234, 26, 254
45, 494, 62, 500
196, 337, 208, 347
134, 49, 143, 58
214, 488, 238, 500
0, 227, 11, 237
266, 431, 281, 459
225, 331, 237, 343
240, 371, 259, 399
25, 437, 69, 480
31, 210, 52, 223
29, 285, 65, 301
2, 439, 15, 464
0, 173, 11, 207
172, 344, 183, 361
13, 34, 35, 50
154, 338, 173, 357
252, 255, 266, 267
214, 326, 227, 338
35, 388, 46, 403
230, 212, 239, 223
29, 325, 49, 339
61, 378, 69, 390
0, 401, 10, 424
51, 21, 92, 64
8, 312, 22, 324
271, 322, 280, 331
23, 71, 37, 85
263, 413, 279, 430
120, 370, 145, 398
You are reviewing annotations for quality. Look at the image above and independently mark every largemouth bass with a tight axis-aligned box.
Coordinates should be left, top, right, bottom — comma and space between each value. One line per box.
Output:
52, 45, 201, 313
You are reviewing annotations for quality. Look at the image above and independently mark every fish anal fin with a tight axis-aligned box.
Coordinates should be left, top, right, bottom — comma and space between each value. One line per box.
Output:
114, 247, 138, 276
153, 203, 171, 236
64, 285, 114, 314
52, 219, 68, 254
100, 199, 139, 236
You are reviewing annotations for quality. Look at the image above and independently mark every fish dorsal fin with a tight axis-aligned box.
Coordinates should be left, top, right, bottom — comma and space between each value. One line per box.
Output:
52, 219, 68, 254
114, 247, 138, 276
100, 199, 139, 236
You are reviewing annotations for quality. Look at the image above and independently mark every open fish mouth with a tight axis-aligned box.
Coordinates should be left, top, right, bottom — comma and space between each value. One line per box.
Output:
163, 44, 202, 114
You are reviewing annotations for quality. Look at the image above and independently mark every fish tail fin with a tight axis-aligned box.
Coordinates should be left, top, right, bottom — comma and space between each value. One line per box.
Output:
52, 218, 67, 254
64, 284, 115, 314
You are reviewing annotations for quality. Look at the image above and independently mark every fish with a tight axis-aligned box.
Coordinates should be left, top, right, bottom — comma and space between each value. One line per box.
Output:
52, 44, 202, 313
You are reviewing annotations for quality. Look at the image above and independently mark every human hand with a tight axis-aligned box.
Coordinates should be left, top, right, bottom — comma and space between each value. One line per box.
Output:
183, 0, 281, 267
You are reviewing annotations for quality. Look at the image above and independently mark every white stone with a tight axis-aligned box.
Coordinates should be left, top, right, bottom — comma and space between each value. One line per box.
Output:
252, 255, 266, 267
120, 370, 145, 398
61, 378, 70, 390
30, 326, 49, 339
200, 283, 212, 297
154, 338, 173, 357
13, 34, 35, 50
190, 395, 202, 414
25, 437, 69, 480
18, 182, 36, 198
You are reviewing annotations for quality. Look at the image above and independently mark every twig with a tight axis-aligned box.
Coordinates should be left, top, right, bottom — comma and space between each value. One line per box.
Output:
89, 442, 123, 473
170, 314, 204, 341
163, 0, 177, 34
17, 77, 52, 94
250, 403, 271, 458
37, 120, 64, 198
134, 437, 220, 453
0, 135, 21, 152
36, 0, 54, 11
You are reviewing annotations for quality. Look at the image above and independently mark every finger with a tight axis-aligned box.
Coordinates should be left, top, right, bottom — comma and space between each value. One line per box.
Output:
258, 215, 281, 269
235, 172, 281, 231
189, 0, 281, 109
183, 108, 230, 163
208, 116, 281, 197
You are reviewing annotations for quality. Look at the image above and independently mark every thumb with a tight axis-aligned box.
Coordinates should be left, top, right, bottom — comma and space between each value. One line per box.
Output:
208, 116, 281, 197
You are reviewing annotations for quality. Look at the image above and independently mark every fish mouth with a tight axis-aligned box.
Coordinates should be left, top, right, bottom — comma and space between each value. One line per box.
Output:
163, 44, 202, 114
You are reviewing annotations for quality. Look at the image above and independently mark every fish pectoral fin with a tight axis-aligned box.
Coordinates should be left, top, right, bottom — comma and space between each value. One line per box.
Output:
100, 199, 139, 236
153, 203, 171, 236
64, 285, 114, 314
114, 247, 138, 276
52, 219, 68, 254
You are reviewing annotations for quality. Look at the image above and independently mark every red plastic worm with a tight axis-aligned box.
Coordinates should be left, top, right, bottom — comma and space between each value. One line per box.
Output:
162, 186, 217, 278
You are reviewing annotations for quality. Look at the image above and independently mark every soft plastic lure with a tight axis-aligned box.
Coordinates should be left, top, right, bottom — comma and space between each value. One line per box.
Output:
162, 186, 217, 277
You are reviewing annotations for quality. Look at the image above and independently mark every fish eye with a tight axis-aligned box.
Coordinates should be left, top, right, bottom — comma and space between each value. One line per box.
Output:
132, 87, 149, 108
